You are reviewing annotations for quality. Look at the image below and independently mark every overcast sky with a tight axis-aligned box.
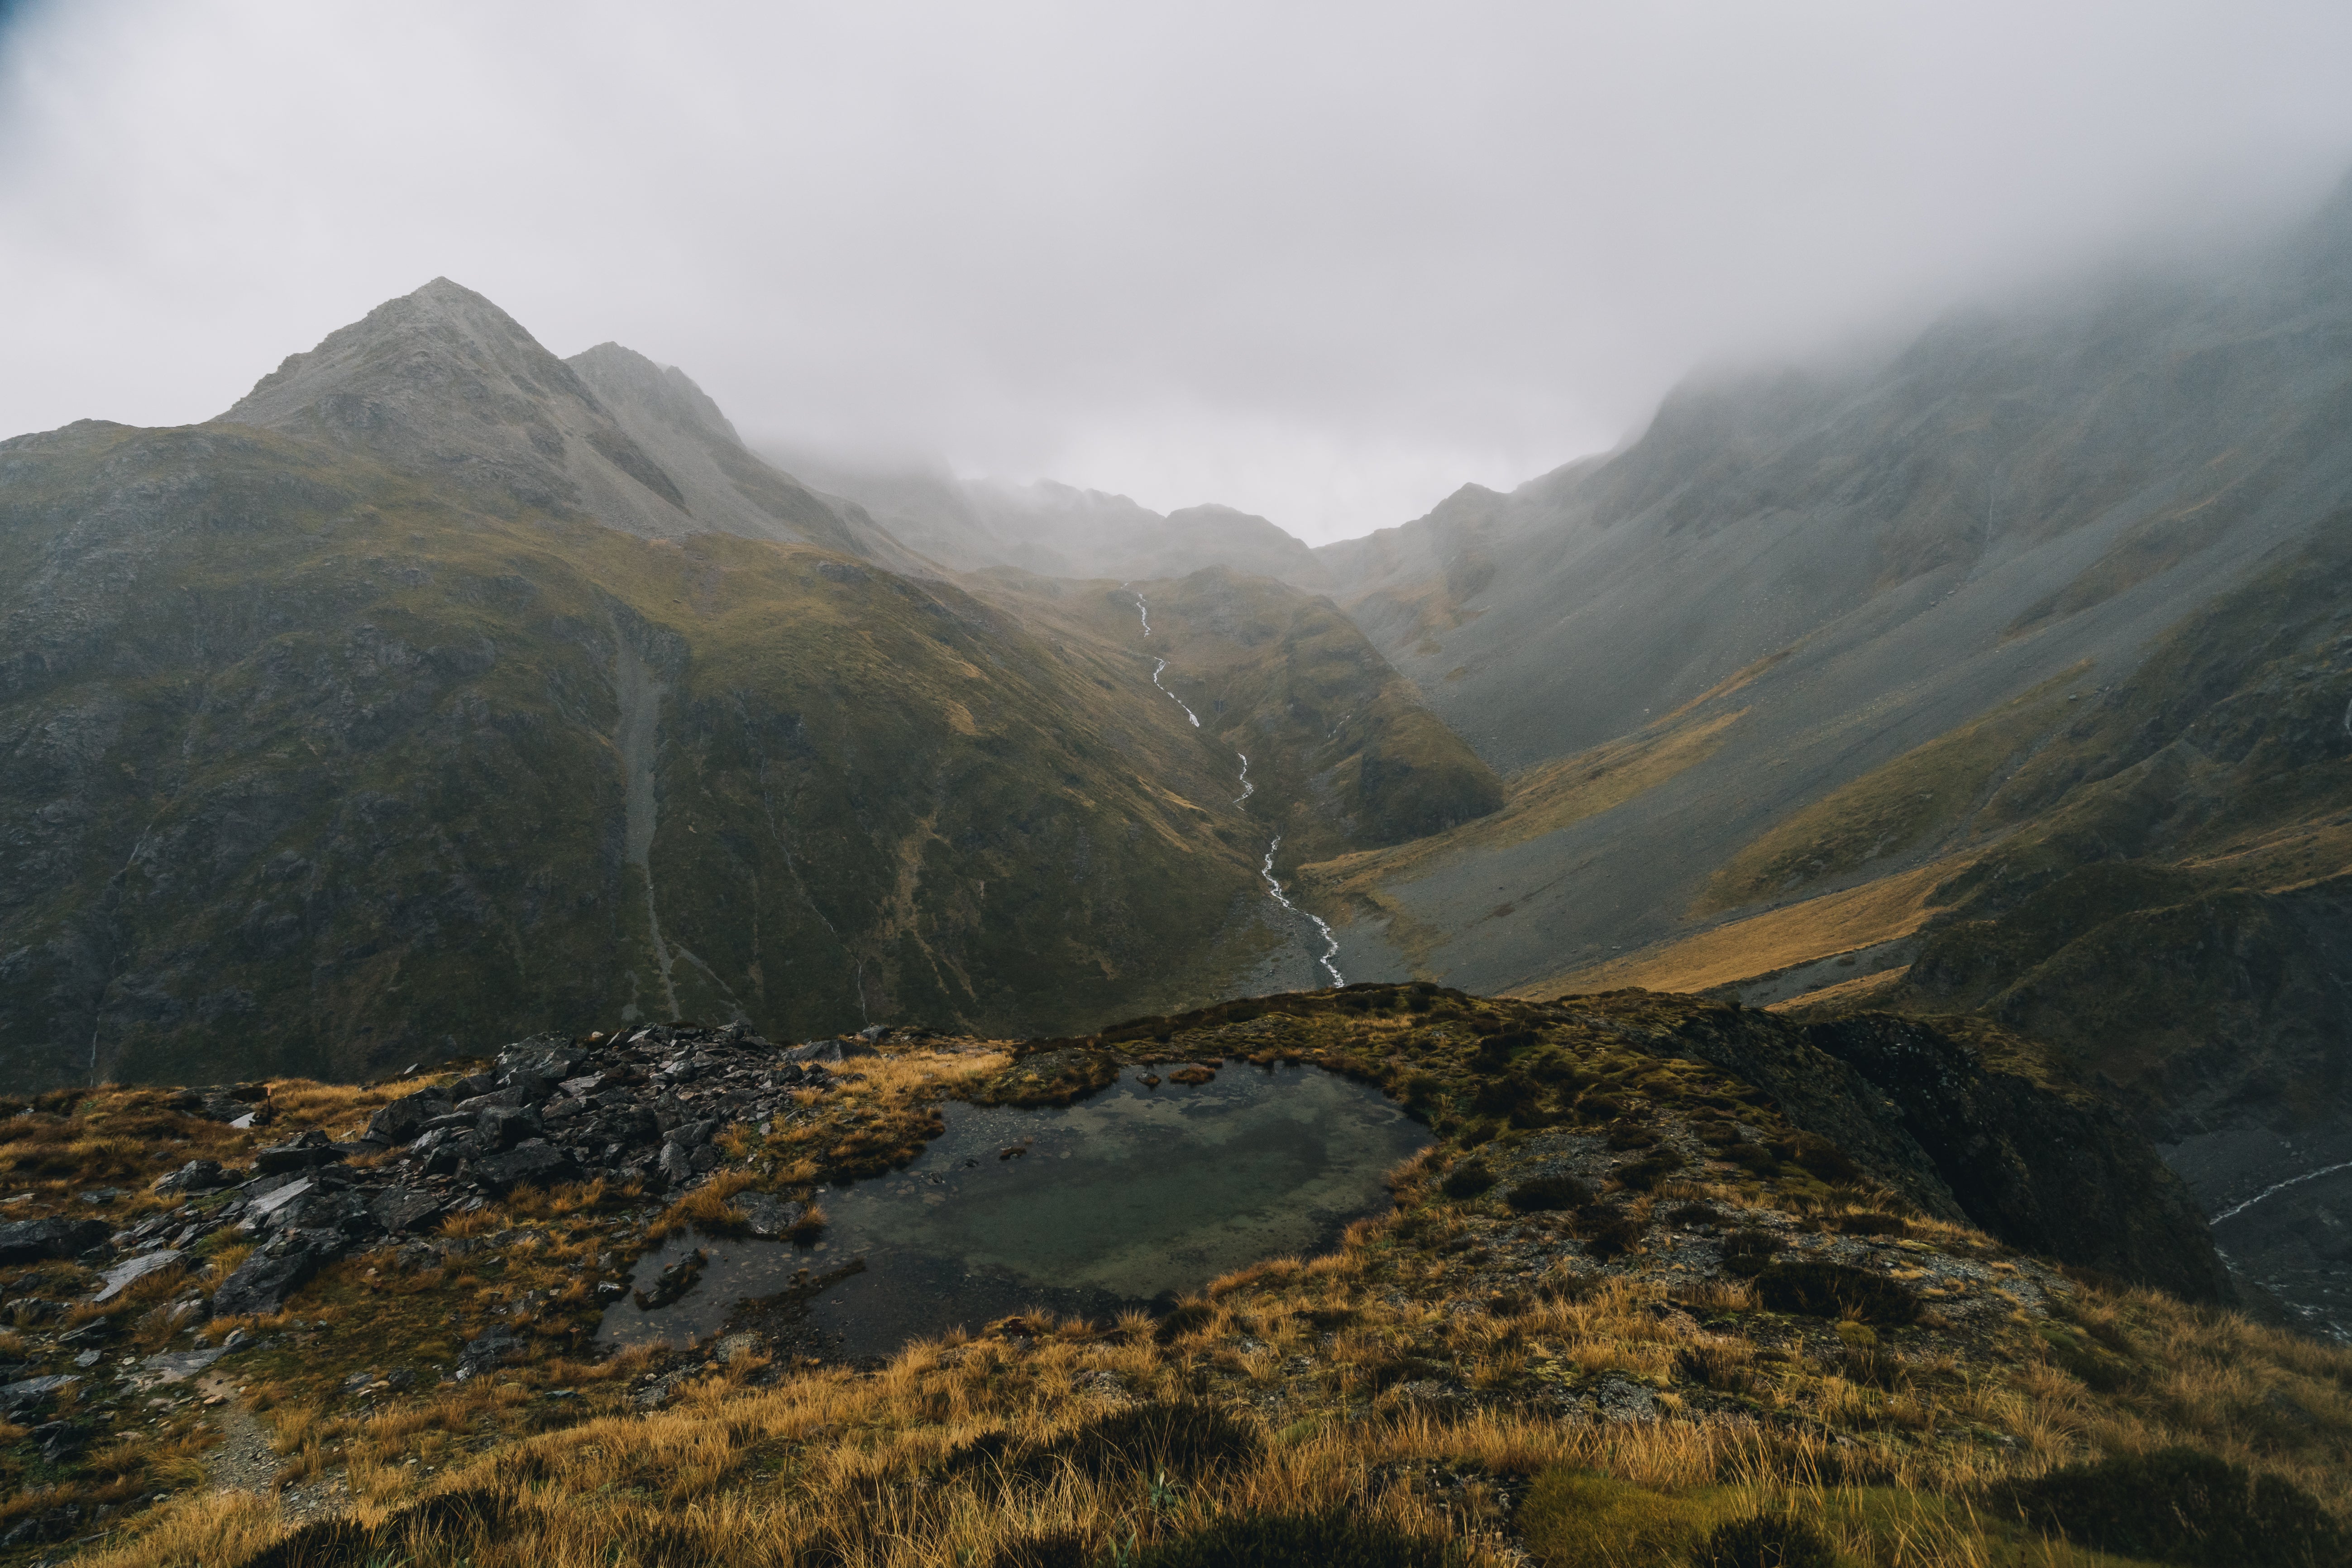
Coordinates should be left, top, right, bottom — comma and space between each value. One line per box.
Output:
4, 2, 2351, 543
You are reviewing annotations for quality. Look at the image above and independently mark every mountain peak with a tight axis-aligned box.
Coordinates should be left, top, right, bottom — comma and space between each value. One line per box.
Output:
568, 342, 742, 449
217, 278, 697, 529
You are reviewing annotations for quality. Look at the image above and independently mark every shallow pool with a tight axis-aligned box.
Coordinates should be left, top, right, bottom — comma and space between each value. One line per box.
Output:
598, 1060, 1431, 1361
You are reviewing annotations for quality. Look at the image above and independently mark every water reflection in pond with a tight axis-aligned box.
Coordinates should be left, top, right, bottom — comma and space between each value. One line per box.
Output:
599, 1061, 1431, 1361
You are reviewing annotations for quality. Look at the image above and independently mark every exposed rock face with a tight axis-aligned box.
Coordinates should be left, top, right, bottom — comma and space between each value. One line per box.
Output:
1805, 1014, 2234, 1305
1648, 1004, 2230, 1303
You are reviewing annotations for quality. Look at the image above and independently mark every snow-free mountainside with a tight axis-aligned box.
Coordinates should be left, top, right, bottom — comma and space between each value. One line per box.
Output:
5, 181, 2352, 1567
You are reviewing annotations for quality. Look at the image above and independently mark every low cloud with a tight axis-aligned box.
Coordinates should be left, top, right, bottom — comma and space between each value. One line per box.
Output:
4, 0, 2350, 540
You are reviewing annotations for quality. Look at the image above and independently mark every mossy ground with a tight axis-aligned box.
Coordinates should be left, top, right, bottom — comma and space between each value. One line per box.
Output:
4, 988, 2346, 1565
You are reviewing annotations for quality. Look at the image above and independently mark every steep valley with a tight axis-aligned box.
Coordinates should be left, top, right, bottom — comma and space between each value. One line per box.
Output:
9, 180, 2352, 1564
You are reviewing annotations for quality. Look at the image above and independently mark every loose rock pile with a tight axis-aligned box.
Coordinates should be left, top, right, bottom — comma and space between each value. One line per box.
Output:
196, 1023, 879, 1319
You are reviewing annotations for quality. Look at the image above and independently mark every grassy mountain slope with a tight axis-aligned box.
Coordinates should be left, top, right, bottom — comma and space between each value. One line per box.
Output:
970, 568, 1505, 881
0, 420, 1305, 1090
1532, 518, 2352, 1329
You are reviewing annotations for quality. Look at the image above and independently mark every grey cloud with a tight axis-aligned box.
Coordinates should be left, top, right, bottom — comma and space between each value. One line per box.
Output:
3, 0, 2351, 541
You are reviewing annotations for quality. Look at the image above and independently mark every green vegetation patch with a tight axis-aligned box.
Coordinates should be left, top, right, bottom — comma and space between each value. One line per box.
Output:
1984, 1446, 2348, 1567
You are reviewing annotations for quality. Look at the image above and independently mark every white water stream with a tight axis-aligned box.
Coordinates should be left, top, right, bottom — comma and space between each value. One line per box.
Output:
1122, 583, 1345, 987
1260, 836, 1345, 986
1151, 657, 1202, 727
2209, 1157, 2352, 1225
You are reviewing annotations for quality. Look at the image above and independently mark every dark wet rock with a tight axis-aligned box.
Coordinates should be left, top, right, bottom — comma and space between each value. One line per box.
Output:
240, 1177, 317, 1230
501, 1068, 555, 1103
478, 1103, 543, 1147
734, 1191, 807, 1239
33, 1420, 90, 1461
254, 1130, 345, 1175
366, 1088, 455, 1145
0, 1216, 111, 1264
456, 1327, 526, 1378
1653, 1004, 2233, 1302
211, 1243, 324, 1317
151, 1158, 230, 1195
0, 1374, 79, 1414
784, 1037, 872, 1066
370, 1186, 446, 1236
636, 1248, 708, 1310
469, 1139, 578, 1195
165, 1084, 270, 1123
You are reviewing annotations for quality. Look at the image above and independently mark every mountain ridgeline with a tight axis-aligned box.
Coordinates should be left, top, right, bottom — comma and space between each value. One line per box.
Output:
0, 282, 1499, 1091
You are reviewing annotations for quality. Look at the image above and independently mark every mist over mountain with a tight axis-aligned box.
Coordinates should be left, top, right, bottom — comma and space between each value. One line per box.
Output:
766, 446, 1321, 584
1277, 175, 2352, 1330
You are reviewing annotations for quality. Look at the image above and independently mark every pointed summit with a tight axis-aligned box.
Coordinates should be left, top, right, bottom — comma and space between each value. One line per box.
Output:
221, 278, 695, 535
219, 281, 912, 560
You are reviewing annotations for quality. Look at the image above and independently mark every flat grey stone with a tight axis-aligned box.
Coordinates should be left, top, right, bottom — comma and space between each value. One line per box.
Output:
138, 1347, 228, 1384
93, 1248, 185, 1303
241, 1178, 315, 1228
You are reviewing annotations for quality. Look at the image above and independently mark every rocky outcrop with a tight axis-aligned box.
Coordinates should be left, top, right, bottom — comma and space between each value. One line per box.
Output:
1648, 1004, 2231, 1303
1804, 1014, 2233, 1305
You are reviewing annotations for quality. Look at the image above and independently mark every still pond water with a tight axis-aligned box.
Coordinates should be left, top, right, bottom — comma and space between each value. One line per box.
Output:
598, 1061, 1431, 1361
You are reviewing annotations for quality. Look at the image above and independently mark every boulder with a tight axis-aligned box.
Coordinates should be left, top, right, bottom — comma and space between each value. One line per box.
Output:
477, 1104, 543, 1148
210, 1246, 321, 1317
240, 1178, 316, 1230
370, 1186, 447, 1237
454, 1327, 525, 1378
783, 1038, 871, 1065
0, 1375, 79, 1415
253, 1131, 344, 1175
733, 1191, 807, 1240
364, 1089, 455, 1145
151, 1159, 230, 1195
469, 1140, 578, 1195
92, 1249, 185, 1304
0, 1217, 111, 1265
